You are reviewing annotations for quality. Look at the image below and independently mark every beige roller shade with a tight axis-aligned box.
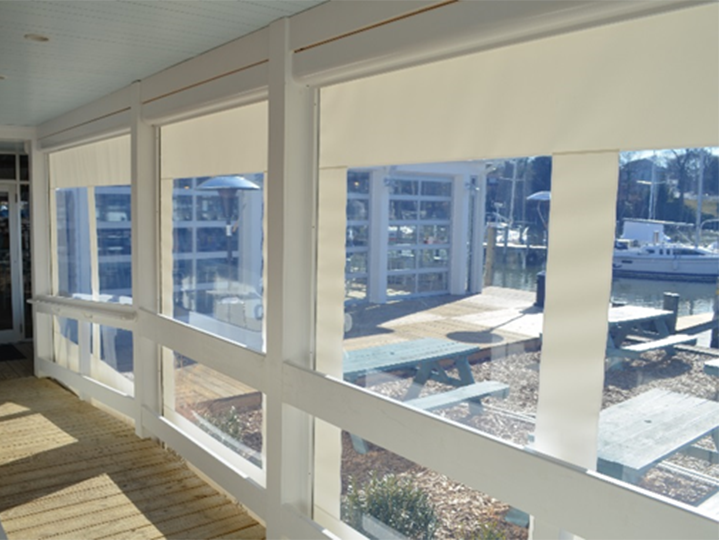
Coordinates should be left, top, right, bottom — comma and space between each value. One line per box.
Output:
320, 4, 718, 168
161, 101, 268, 179
49, 135, 131, 188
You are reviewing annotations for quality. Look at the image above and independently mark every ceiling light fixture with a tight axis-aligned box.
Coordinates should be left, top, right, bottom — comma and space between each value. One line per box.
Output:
24, 33, 49, 42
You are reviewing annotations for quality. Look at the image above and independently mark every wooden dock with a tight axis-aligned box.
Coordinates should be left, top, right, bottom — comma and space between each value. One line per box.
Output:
0, 376, 265, 540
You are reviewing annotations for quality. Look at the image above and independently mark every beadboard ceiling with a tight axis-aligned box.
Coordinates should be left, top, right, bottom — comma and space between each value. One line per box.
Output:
0, 0, 325, 128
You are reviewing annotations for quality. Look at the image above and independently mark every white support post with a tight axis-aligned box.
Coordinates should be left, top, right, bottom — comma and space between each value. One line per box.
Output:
30, 137, 54, 375
313, 167, 347, 525
131, 81, 161, 438
449, 174, 469, 295
266, 18, 318, 538
368, 168, 389, 304
531, 151, 619, 539
159, 177, 176, 412
469, 166, 487, 294
241, 188, 263, 290
86, 187, 101, 379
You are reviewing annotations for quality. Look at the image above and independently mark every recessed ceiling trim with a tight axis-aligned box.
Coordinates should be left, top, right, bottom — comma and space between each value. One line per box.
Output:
38, 110, 131, 152
293, 0, 457, 53
143, 60, 269, 106
293, 0, 710, 88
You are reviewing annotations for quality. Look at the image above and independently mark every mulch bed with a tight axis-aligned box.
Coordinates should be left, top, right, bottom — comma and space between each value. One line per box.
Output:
187, 346, 718, 539
340, 347, 719, 539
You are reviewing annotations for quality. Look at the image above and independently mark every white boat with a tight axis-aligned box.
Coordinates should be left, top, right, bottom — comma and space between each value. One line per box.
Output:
613, 220, 719, 281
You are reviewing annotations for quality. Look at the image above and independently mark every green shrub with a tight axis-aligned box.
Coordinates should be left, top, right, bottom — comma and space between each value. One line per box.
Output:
462, 522, 507, 540
342, 473, 438, 540
201, 406, 244, 441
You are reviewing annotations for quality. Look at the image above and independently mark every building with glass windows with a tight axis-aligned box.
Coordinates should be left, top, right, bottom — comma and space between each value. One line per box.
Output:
0, 2, 718, 539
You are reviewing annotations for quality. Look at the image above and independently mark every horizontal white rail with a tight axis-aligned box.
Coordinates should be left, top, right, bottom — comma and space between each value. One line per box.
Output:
283, 363, 718, 540
141, 407, 266, 521
31, 295, 136, 330
137, 309, 267, 394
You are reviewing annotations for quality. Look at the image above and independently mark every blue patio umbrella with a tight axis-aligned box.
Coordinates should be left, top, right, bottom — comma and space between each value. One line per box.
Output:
526, 190, 551, 202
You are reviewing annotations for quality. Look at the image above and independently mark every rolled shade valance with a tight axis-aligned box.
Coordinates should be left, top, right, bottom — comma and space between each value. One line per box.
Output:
320, 4, 718, 168
160, 101, 268, 179
49, 135, 131, 188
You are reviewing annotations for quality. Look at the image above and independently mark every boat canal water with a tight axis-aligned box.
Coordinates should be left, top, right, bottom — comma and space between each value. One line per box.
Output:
490, 260, 717, 317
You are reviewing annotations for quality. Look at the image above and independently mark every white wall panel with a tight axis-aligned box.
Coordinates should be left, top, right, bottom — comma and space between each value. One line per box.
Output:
160, 101, 268, 178
320, 4, 718, 168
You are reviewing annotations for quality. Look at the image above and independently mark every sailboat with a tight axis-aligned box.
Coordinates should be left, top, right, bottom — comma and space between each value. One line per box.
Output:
613, 219, 718, 281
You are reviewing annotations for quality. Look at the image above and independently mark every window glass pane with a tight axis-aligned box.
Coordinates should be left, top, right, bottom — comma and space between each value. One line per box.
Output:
197, 227, 230, 252
53, 316, 79, 371
347, 171, 370, 194
196, 194, 227, 221
389, 200, 417, 221
167, 175, 264, 352
417, 271, 448, 292
174, 195, 193, 221
346, 225, 368, 248
324, 421, 530, 540
388, 250, 416, 271
342, 157, 550, 472
0, 155, 15, 179
388, 225, 416, 245
56, 185, 132, 302
56, 188, 92, 298
386, 274, 415, 296
97, 229, 131, 256
20, 155, 29, 181
347, 199, 369, 221
346, 277, 367, 302
420, 201, 450, 220
346, 171, 370, 303
171, 350, 263, 468
390, 179, 418, 196
173, 228, 193, 253
421, 224, 449, 244
347, 253, 367, 274
602, 147, 719, 505
95, 186, 132, 299
98, 262, 132, 296
96, 324, 134, 395
419, 248, 449, 268
421, 180, 452, 197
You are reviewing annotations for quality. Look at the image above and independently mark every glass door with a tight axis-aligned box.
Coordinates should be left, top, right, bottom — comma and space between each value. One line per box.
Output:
0, 184, 22, 343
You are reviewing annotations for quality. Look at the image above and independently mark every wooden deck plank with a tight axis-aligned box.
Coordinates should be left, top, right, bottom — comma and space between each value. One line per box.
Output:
1, 472, 205, 521
0, 377, 264, 540
0, 453, 190, 501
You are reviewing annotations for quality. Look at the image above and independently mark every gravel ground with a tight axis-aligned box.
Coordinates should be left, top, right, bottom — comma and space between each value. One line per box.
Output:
190, 346, 718, 539
340, 347, 719, 539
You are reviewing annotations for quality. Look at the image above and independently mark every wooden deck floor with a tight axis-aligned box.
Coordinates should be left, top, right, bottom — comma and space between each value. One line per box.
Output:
0, 376, 265, 540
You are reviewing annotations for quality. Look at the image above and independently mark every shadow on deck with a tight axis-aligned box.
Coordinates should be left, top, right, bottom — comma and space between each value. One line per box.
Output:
0, 376, 265, 540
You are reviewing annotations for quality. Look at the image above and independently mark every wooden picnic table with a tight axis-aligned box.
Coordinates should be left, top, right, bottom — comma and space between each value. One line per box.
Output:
597, 389, 719, 484
344, 338, 509, 453
606, 305, 696, 366
344, 338, 479, 400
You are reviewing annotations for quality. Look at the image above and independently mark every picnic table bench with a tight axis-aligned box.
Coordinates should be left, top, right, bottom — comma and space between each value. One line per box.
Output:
597, 389, 719, 484
344, 338, 509, 453
508, 388, 719, 527
606, 306, 697, 368
703, 359, 719, 378
344, 338, 480, 400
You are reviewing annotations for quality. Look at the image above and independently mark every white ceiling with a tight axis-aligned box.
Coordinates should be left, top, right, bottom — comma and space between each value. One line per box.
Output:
0, 0, 326, 128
